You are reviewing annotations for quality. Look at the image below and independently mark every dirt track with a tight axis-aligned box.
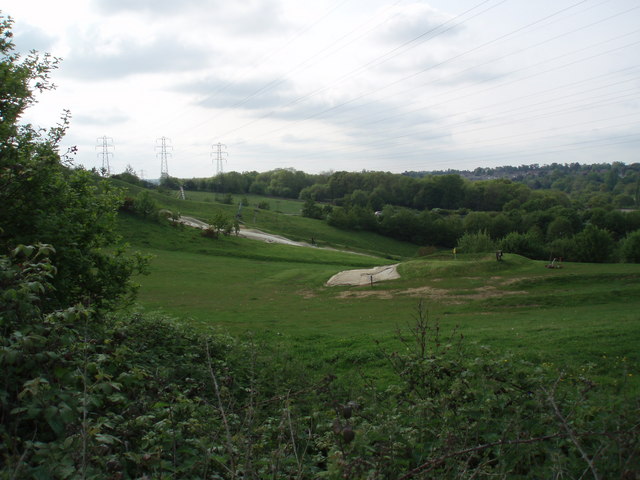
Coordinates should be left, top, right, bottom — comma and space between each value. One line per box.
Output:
177, 216, 310, 247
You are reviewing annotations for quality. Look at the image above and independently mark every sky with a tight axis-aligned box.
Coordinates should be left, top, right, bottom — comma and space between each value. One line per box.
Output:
3, 0, 640, 178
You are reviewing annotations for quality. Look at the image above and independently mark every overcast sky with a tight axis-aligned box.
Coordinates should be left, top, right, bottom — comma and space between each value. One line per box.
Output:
4, 0, 640, 178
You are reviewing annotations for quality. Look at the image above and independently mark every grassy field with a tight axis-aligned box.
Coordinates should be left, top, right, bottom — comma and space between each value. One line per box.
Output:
181, 190, 307, 215
117, 206, 640, 389
112, 180, 417, 258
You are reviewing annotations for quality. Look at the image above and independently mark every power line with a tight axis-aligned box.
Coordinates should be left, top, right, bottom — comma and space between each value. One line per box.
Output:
324, 4, 640, 133
212, 0, 504, 139
237, 29, 640, 149
152, 0, 355, 133
207, 1, 638, 172
118, 2, 638, 174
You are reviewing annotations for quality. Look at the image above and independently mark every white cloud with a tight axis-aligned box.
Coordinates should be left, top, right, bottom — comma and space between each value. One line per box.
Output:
2, 0, 639, 176
375, 2, 461, 44
62, 35, 215, 80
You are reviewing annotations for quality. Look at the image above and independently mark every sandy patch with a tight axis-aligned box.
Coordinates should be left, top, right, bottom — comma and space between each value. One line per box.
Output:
326, 264, 400, 287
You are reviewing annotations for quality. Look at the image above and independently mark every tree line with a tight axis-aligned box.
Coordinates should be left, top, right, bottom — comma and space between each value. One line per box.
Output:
152, 166, 640, 262
166, 161, 640, 210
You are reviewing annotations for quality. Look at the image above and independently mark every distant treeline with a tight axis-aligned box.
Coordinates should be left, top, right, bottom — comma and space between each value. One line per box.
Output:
149, 161, 640, 210
114, 163, 640, 262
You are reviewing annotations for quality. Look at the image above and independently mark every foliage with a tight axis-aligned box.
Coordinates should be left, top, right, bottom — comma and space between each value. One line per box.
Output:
207, 211, 236, 237
4, 246, 637, 478
325, 304, 640, 479
3, 13, 638, 478
133, 190, 158, 218
619, 229, 640, 263
0, 15, 145, 310
215, 192, 234, 204
572, 224, 614, 263
456, 230, 495, 254
499, 231, 545, 260
0, 243, 328, 478
301, 198, 324, 219
110, 165, 154, 188
127, 160, 640, 262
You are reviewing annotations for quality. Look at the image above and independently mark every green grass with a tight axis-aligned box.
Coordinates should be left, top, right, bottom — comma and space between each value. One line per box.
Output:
112, 181, 640, 387
182, 190, 307, 215
111, 179, 417, 259
118, 209, 640, 389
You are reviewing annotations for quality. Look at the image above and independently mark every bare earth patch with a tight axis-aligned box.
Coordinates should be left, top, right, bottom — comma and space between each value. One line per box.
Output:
334, 281, 528, 303
337, 290, 395, 299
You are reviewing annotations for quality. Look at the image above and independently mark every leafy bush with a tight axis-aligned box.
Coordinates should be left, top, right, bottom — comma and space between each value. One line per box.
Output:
499, 231, 545, 260
572, 224, 614, 263
619, 229, 640, 263
133, 190, 158, 218
3, 248, 638, 478
456, 230, 495, 254
302, 198, 324, 219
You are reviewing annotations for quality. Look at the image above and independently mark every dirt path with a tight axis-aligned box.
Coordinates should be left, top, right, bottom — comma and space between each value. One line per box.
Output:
177, 216, 308, 246
325, 264, 400, 286
178, 215, 368, 253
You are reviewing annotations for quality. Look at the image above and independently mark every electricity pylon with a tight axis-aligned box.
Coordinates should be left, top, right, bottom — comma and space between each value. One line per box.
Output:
96, 136, 114, 176
211, 142, 228, 176
156, 137, 173, 178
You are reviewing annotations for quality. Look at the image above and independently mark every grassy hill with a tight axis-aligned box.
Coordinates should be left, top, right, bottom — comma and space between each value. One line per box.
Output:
116, 192, 640, 388
112, 179, 417, 258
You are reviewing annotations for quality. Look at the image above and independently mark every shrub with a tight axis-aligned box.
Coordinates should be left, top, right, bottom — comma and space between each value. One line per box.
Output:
572, 224, 614, 263
456, 230, 495, 253
500, 231, 545, 259
301, 198, 324, 219
619, 229, 640, 262
134, 190, 158, 218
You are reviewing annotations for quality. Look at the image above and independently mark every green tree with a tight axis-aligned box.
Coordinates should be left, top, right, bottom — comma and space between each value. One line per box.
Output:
0, 14, 145, 309
546, 216, 573, 241
462, 211, 493, 234
111, 164, 142, 185
619, 229, 640, 263
301, 198, 323, 219
572, 224, 614, 263
209, 211, 234, 236
133, 190, 158, 218
500, 231, 545, 260
456, 230, 495, 254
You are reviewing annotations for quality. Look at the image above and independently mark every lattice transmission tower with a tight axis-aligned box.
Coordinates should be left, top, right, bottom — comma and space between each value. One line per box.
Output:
156, 137, 173, 178
96, 136, 114, 176
211, 142, 228, 176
